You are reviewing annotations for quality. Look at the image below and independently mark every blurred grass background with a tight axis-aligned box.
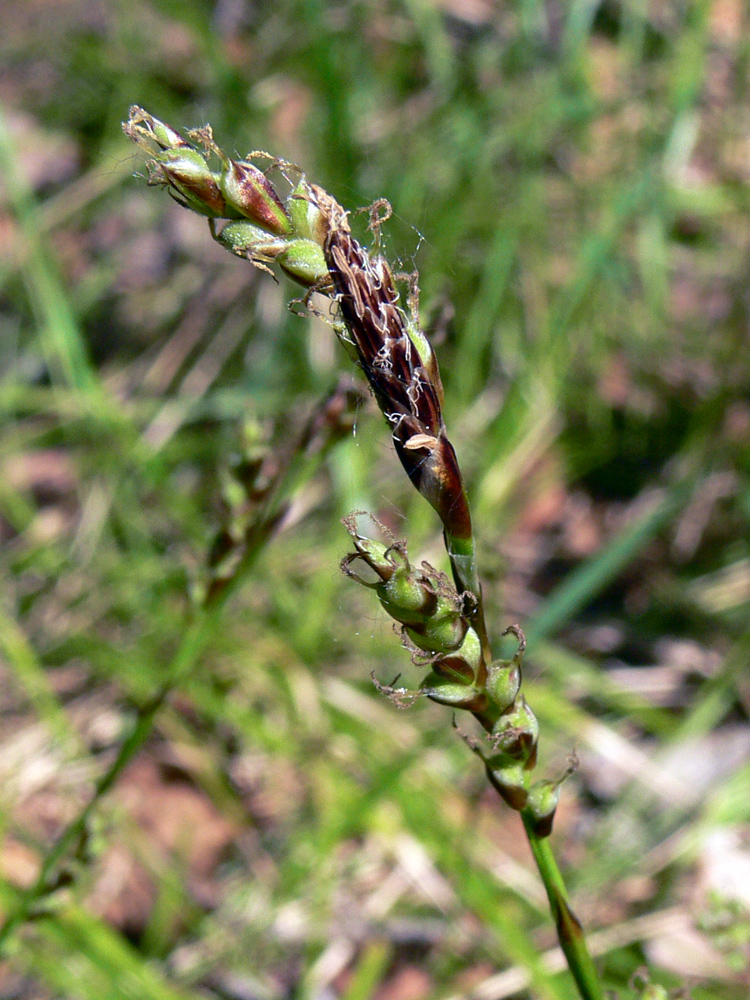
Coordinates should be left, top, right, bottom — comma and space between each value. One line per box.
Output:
1, 0, 750, 997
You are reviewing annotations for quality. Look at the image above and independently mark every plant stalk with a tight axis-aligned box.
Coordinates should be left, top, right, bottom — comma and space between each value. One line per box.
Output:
522, 810, 605, 1000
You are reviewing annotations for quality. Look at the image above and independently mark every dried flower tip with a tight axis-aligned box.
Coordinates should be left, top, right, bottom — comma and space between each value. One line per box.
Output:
404, 433, 439, 451
124, 106, 192, 152
341, 514, 399, 576
371, 672, 422, 708
125, 108, 229, 216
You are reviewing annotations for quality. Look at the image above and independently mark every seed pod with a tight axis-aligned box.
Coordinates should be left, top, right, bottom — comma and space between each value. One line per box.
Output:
157, 149, 229, 217
219, 159, 293, 235
486, 659, 521, 713
490, 695, 539, 767
420, 674, 478, 707
277, 239, 330, 289
378, 565, 439, 625
289, 180, 329, 245
405, 598, 468, 654
486, 761, 528, 810
216, 220, 287, 258
526, 779, 562, 838
435, 626, 481, 680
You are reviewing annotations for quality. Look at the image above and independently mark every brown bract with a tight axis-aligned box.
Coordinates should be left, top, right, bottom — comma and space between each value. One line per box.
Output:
319, 202, 472, 543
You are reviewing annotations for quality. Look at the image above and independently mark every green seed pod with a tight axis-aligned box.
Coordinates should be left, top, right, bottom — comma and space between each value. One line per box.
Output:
486, 659, 521, 713
289, 180, 328, 245
420, 673, 478, 708
526, 779, 561, 838
277, 239, 330, 289
215, 220, 287, 258
159, 149, 229, 217
219, 159, 293, 235
433, 627, 481, 684
405, 598, 468, 654
486, 761, 528, 810
490, 695, 539, 766
377, 565, 438, 625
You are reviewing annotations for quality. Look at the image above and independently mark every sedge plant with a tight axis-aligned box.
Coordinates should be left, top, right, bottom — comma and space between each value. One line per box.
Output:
124, 106, 605, 1000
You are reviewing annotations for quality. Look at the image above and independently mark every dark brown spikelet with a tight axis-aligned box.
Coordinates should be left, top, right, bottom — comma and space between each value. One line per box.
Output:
319, 195, 472, 543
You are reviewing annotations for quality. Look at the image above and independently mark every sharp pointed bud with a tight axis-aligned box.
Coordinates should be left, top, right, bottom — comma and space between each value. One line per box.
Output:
490, 695, 539, 766
289, 180, 329, 245
219, 159, 292, 235
154, 149, 227, 219
277, 239, 330, 288
158, 149, 229, 216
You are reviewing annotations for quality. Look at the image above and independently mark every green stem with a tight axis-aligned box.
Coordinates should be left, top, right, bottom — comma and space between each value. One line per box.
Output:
444, 528, 492, 678
521, 810, 604, 1000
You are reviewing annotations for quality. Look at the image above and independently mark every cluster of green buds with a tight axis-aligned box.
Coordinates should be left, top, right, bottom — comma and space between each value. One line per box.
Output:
342, 516, 568, 833
123, 107, 332, 290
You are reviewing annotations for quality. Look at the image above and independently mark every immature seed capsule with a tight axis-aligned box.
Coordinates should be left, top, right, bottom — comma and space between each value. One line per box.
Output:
377, 565, 438, 625
525, 779, 561, 838
219, 159, 293, 235
419, 674, 477, 707
405, 598, 468, 654
277, 239, 330, 288
490, 695, 539, 766
215, 220, 287, 258
159, 149, 229, 217
486, 659, 521, 713
288, 180, 329, 245
486, 761, 527, 811
432, 627, 481, 683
